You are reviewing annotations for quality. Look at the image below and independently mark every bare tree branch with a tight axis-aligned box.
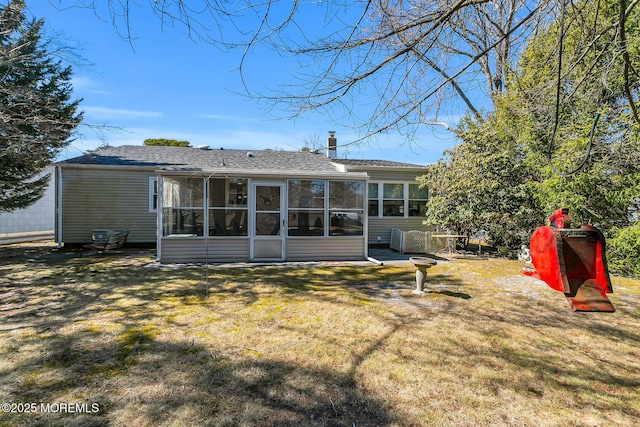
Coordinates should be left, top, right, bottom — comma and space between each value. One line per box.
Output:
58, 0, 640, 141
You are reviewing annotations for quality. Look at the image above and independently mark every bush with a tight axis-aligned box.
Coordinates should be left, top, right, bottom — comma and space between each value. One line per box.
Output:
608, 223, 640, 278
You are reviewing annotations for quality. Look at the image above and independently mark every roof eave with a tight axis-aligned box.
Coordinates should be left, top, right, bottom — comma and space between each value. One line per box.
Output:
56, 163, 160, 171
337, 165, 430, 172
155, 168, 370, 180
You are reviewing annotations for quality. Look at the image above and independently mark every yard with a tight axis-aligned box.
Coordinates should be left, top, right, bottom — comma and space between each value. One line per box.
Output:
1, 242, 639, 427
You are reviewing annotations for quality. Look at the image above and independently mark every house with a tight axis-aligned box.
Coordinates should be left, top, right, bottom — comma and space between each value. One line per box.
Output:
0, 166, 55, 242
55, 134, 431, 263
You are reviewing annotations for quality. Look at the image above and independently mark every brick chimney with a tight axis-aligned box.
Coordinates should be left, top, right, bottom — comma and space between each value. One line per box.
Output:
326, 131, 337, 159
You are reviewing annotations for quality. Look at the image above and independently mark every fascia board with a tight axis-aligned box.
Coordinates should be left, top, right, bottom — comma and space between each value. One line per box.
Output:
56, 163, 159, 171
154, 168, 370, 180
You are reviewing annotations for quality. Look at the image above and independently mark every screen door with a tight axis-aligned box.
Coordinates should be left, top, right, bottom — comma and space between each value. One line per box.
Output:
252, 183, 285, 260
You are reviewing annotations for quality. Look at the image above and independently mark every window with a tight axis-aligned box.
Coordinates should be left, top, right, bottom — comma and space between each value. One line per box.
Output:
408, 184, 428, 217
162, 177, 204, 236
368, 183, 379, 216
383, 183, 404, 217
329, 181, 364, 236
149, 177, 158, 212
209, 178, 248, 236
288, 180, 325, 236
368, 182, 429, 218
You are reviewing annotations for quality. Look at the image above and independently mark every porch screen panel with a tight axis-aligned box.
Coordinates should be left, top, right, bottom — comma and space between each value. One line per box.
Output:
209, 178, 248, 236
287, 180, 325, 236
329, 181, 364, 236
162, 177, 204, 236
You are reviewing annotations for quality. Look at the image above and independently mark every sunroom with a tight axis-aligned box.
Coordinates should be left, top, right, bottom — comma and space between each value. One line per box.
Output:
156, 171, 369, 263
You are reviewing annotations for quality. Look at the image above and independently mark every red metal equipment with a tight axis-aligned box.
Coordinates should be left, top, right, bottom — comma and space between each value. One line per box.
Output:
522, 208, 614, 312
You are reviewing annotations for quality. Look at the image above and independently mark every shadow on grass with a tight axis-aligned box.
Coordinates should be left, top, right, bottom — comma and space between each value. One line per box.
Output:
5, 334, 390, 426
431, 290, 472, 299
1, 245, 402, 425
2, 243, 640, 425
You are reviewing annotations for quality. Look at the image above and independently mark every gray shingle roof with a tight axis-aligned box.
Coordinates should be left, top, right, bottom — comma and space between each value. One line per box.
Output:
331, 159, 429, 169
58, 145, 342, 173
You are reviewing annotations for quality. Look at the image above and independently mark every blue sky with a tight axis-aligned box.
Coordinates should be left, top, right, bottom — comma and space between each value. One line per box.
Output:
26, 1, 459, 164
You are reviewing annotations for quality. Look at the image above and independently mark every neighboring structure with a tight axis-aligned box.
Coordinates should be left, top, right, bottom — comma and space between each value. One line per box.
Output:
55, 134, 431, 263
0, 166, 55, 242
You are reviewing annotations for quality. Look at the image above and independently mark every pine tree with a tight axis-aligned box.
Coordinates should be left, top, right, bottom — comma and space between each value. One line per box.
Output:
0, 0, 82, 212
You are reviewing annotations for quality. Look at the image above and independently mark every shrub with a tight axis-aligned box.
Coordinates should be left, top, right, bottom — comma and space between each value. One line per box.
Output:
608, 222, 640, 278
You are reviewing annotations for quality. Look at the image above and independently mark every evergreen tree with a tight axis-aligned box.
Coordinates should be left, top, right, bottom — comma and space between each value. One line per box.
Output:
0, 0, 82, 212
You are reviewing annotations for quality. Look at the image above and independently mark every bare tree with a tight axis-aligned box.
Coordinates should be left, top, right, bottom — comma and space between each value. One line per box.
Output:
57, 0, 639, 140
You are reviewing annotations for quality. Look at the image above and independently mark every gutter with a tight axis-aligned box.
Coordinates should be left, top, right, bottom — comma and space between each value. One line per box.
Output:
154, 168, 370, 181
56, 163, 159, 171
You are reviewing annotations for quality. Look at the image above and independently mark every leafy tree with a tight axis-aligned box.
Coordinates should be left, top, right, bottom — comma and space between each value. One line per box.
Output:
0, 0, 82, 212
507, 0, 640, 230
143, 138, 191, 147
420, 0, 640, 250
608, 223, 640, 278
419, 111, 541, 247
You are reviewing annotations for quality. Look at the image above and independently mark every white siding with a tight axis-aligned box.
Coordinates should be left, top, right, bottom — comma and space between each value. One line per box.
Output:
0, 167, 55, 235
365, 169, 430, 245
60, 168, 157, 244
285, 237, 365, 261
161, 238, 250, 263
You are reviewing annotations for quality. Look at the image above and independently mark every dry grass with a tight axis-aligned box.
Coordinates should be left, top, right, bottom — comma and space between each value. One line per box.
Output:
1, 242, 639, 427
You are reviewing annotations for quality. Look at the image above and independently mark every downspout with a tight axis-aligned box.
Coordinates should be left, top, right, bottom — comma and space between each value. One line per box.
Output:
363, 178, 369, 259
156, 175, 162, 262
55, 166, 63, 248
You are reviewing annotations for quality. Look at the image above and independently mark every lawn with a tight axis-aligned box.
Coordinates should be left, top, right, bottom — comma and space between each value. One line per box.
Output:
1, 242, 639, 427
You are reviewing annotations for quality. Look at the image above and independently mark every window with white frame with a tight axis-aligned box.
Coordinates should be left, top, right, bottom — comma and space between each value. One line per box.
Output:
383, 183, 405, 217
208, 178, 248, 236
149, 177, 158, 212
368, 182, 429, 218
162, 176, 204, 236
408, 184, 429, 217
368, 182, 379, 216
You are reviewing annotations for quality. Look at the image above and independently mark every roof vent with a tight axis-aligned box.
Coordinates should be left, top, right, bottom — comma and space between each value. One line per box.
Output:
197, 145, 209, 150
246, 152, 254, 158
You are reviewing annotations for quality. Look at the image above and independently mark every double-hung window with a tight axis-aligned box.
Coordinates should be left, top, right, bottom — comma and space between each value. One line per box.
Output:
383, 183, 405, 217
408, 184, 429, 217
162, 177, 204, 236
368, 183, 379, 216
368, 182, 429, 218
149, 177, 158, 213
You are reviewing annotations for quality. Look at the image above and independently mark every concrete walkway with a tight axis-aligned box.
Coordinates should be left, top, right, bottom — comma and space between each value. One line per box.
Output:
0, 238, 437, 269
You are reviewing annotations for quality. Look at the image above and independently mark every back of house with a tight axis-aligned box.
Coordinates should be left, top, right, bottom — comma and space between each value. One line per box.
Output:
55, 139, 431, 263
